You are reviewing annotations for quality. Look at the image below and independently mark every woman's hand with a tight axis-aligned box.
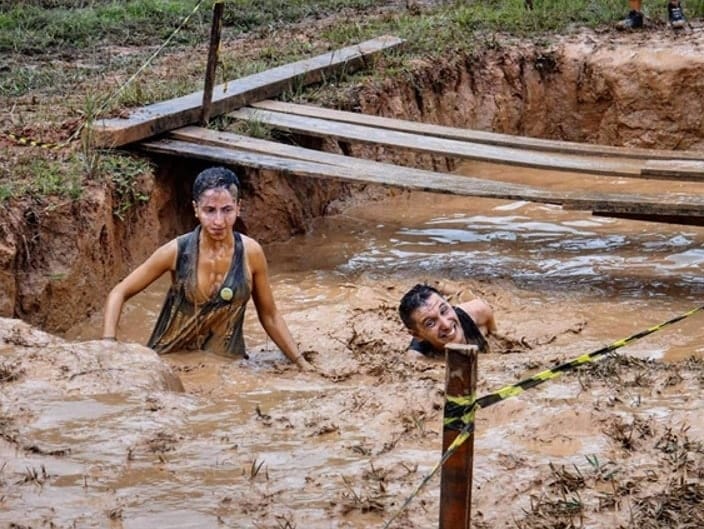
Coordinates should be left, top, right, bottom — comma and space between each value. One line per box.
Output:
295, 356, 317, 373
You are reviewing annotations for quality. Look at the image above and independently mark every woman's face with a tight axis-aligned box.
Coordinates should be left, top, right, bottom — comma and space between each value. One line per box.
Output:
193, 188, 240, 241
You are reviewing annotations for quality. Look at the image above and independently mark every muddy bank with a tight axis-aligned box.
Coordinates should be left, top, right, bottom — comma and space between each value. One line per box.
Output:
0, 315, 183, 452
0, 316, 183, 396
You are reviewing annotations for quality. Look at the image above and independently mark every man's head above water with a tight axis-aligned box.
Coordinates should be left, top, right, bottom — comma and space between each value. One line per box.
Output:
399, 284, 466, 351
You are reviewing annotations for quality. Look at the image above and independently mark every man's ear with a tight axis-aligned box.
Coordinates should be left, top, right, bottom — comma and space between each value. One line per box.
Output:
408, 326, 421, 339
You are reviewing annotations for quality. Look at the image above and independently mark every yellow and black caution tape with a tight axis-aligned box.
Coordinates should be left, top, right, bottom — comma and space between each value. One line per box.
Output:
382, 303, 704, 528
2, 130, 64, 151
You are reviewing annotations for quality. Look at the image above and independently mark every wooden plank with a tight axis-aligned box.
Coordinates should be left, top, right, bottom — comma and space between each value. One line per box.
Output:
641, 159, 704, 181
140, 135, 704, 220
591, 211, 704, 226
251, 100, 704, 162
229, 107, 648, 177
142, 137, 556, 202
172, 126, 361, 168
561, 195, 704, 218
90, 36, 404, 148
169, 126, 546, 198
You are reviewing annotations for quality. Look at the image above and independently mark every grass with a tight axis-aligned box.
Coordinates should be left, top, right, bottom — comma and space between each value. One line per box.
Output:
0, 150, 151, 219
0, 155, 84, 201
114, 77, 201, 107
0, 1, 209, 55
2, 0, 702, 204
2, 0, 699, 101
0, 0, 386, 57
100, 153, 152, 219
225, 116, 275, 139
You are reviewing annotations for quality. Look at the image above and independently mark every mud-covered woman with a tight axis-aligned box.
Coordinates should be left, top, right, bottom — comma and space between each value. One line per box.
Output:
102, 166, 315, 371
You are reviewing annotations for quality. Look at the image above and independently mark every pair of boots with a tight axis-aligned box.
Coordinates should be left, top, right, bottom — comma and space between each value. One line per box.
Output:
617, 2, 686, 29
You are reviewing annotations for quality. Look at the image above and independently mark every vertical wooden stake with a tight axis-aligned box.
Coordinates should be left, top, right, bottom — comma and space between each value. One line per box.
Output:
439, 343, 478, 529
201, 1, 225, 126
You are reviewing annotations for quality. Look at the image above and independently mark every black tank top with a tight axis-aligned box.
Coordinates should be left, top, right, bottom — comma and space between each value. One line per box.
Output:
147, 227, 251, 356
409, 306, 488, 357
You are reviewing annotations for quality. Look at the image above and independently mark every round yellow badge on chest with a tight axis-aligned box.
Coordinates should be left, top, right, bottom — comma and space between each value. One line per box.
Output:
220, 287, 233, 301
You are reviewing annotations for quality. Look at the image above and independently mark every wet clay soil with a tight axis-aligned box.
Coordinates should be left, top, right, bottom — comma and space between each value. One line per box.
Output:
2, 162, 704, 528
3, 21, 704, 529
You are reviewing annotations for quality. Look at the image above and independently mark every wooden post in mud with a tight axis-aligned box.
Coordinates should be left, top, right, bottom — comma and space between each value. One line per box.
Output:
439, 343, 478, 529
201, 1, 225, 126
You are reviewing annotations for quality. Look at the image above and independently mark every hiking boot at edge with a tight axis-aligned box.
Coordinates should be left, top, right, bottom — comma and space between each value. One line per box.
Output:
616, 10, 644, 29
668, 3, 686, 28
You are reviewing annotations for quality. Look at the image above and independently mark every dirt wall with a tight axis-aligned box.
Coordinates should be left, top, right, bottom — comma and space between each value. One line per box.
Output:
341, 33, 704, 150
0, 156, 360, 332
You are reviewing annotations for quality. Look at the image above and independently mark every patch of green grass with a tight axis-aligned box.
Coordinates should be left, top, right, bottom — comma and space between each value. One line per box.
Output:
0, 147, 152, 216
0, 0, 390, 57
100, 153, 152, 219
0, 45, 160, 98
0, 154, 84, 202
0, 1, 208, 55
0, 182, 18, 202
114, 77, 202, 108
0, 1, 118, 7
226, 116, 274, 139
0, 62, 99, 98
220, 0, 379, 31
31, 159, 84, 199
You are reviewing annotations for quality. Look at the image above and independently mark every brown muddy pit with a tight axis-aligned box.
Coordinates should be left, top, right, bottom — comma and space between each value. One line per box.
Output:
3, 32, 704, 528
3, 172, 703, 528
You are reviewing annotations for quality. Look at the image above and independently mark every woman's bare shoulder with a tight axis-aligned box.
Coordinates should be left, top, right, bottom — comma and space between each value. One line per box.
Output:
240, 233, 263, 253
150, 237, 179, 265
240, 234, 266, 272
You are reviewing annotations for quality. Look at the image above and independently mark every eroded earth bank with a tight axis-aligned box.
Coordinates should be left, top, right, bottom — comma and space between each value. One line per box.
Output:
2, 28, 704, 528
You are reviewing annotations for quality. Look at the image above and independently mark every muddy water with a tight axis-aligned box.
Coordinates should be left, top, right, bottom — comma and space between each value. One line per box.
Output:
3, 164, 704, 529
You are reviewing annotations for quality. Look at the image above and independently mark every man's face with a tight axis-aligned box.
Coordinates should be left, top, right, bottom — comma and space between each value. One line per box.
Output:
409, 293, 465, 349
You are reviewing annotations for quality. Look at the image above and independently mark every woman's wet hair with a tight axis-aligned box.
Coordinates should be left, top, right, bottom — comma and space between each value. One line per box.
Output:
192, 166, 240, 202
399, 284, 441, 329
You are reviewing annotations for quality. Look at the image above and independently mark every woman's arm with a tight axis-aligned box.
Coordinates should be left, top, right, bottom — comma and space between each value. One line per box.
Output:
246, 237, 314, 371
102, 239, 178, 340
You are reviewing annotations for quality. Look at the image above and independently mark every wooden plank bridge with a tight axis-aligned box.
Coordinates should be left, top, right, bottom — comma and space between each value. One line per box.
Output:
91, 36, 704, 225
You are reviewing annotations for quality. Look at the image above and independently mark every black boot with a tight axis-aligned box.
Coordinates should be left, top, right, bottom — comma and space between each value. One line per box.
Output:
616, 10, 644, 29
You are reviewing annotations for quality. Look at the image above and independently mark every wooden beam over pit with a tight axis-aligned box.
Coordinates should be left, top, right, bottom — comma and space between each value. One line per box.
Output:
90, 36, 404, 148
250, 100, 704, 163
229, 106, 650, 178
140, 130, 704, 223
